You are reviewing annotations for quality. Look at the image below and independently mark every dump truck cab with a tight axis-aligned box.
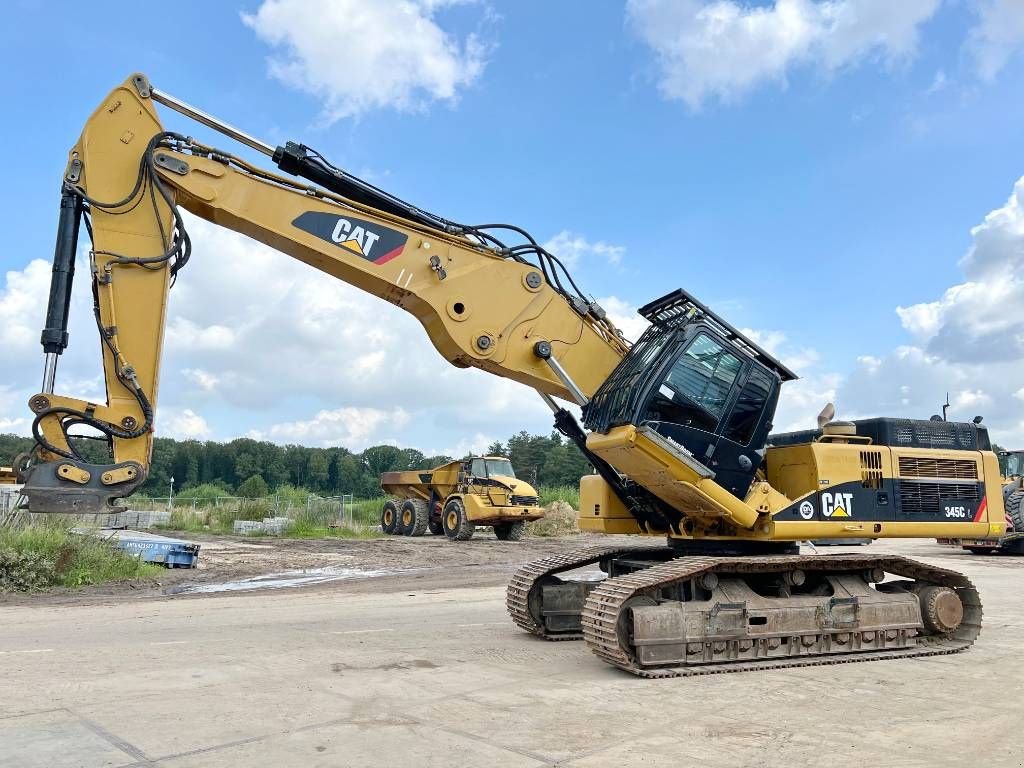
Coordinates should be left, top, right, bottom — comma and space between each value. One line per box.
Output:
462, 456, 539, 507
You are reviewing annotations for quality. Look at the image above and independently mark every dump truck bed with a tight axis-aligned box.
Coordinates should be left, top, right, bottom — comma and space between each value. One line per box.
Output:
381, 460, 468, 501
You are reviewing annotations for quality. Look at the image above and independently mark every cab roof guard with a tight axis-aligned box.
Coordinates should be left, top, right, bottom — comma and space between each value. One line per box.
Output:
639, 288, 798, 382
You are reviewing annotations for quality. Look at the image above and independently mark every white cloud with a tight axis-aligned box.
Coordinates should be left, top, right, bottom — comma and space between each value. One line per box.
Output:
159, 408, 213, 440
165, 318, 237, 351
543, 231, 626, 268
895, 177, 1024, 364
968, 0, 1024, 80
597, 295, 649, 343
250, 406, 410, 449
838, 176, 1024, 445
856, 354, 881, 374
436, 431, 496, 460
741, 327, 819, 374
182, 368, 220, 392
626, 0, 940, 108
960, 175, 1024, 279
953, 388, 993, 411
0, 260, 51, 351
242, 0, 490, 123
736, 327, 838, 432
926, 69, 946, 94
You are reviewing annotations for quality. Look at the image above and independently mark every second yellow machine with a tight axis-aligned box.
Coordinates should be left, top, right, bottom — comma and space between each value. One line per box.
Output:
380, 455, 544, 541
19, 74, 1005, 676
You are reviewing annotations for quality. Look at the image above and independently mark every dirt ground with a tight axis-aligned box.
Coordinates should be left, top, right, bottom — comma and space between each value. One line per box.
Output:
0, 529, 621, 605
2, 536, 1022, 767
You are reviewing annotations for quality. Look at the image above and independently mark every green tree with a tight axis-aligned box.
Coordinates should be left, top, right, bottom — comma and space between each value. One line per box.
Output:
361, 445, 406, 476
308, 449, 330, 491
236, 474, 269, 498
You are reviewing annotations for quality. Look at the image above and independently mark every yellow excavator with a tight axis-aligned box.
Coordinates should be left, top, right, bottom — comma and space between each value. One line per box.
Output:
19, 74, 1004, 676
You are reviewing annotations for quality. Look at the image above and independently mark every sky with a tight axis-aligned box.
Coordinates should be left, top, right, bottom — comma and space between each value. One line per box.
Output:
1, 0, 1023, 457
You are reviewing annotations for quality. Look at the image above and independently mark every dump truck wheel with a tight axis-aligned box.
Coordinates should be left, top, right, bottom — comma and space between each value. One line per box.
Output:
381, 500, 400, 535
400, 499, 429, 537
428, 516, 444, 535
442, 498, 475, 541
494, 521, 526, 541
397, 501, 414, 535
1007, 490, 1024, 532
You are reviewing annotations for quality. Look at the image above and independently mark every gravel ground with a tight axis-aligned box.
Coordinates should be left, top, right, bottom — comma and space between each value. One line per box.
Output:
0, 529, 624, 605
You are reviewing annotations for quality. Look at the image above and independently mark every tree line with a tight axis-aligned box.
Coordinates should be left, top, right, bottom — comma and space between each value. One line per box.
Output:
0, 430, 591, 499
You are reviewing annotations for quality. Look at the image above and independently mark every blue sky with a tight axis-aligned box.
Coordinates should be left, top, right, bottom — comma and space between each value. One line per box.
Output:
2, 0, 1023, 455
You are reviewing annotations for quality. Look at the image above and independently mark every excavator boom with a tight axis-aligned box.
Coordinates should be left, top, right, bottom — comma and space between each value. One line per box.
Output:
23, 74, 624, 512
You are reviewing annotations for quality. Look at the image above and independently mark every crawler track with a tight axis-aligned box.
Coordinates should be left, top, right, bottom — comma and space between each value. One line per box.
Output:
580, 554, 983, 678
506, 545, 666, 640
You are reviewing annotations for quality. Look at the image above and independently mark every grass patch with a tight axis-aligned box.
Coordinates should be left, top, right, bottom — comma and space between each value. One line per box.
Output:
156, 501, 278, 535
154, 501, 382, 540
351, 497, 386, 527
0, 524, 162, 592
277, 519, 380, 540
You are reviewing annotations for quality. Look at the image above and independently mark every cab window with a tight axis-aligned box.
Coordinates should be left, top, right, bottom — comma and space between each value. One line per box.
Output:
645, 333, 742, 432
724, 369, 772, 446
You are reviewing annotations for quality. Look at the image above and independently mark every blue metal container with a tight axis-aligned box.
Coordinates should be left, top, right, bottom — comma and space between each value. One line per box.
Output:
75, 528, 201, 568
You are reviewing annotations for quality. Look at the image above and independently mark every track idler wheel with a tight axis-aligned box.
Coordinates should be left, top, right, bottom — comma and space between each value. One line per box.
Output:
918, 586, 964, 634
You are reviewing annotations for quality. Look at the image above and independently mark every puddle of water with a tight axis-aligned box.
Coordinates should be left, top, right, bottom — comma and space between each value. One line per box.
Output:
166, 565, 400, 595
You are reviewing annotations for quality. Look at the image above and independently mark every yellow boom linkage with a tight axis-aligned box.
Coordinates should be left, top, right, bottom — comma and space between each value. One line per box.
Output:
24, 74, 623, 511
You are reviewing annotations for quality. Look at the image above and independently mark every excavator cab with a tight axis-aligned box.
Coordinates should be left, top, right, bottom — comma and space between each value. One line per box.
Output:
583, 290, 797, 499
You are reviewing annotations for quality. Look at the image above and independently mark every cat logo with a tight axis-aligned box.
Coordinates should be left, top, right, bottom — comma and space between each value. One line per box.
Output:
291, 211, 408, 265
821, 492, 853, 518
332, 217, 380, 257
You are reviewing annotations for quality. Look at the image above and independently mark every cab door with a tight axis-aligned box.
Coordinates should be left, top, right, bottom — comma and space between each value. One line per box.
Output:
640, 332, 778, 499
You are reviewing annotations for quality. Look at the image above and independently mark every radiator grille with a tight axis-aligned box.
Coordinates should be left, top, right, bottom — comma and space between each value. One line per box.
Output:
860, 450, 883, 489
897, 480, 979, 516
511, 495, 539, 507
898, 456, 978, 480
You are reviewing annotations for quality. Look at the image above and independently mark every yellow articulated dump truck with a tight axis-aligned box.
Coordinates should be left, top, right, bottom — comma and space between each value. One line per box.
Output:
379, 457, 544, 541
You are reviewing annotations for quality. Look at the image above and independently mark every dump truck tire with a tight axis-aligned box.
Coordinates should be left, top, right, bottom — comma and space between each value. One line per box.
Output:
1007, 490, 1024, 532
400, 499, 429, 537
397, 500, 414, 535
442, 498, 475, 541
494, 521, 526, 541
428, 516, 444, 535
381, 500, 400, 535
